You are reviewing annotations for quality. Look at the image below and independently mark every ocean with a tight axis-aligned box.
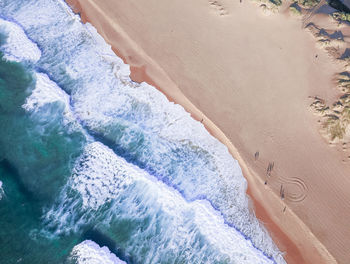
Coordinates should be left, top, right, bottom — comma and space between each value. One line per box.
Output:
0, 0, 285, 263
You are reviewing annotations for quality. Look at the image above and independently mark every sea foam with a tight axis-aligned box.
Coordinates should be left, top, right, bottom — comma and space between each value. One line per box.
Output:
23, 72, 77, 127
22, 72, 92, 141
0, 18, 41, 62
23, 73, 69, 111
69, 240, 126, 264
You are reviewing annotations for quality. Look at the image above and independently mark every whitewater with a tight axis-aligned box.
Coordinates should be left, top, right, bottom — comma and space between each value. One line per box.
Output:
0, 0, 285, 263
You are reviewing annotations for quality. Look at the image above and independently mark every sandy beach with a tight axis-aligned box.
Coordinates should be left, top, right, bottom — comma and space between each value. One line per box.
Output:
66, 0, 350, 263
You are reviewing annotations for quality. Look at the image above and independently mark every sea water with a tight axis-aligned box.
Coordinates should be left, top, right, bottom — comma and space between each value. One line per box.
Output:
0, 1, 286, 263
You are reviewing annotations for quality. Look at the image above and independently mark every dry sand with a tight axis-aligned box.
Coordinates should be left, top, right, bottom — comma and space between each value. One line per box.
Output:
66, 0, 350, 263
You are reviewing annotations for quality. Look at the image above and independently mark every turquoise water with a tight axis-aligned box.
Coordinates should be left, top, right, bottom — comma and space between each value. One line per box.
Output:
0, 49, 80, 263
0, 1, 285, 263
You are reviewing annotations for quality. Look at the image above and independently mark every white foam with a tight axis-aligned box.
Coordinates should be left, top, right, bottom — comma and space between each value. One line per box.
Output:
70, 142, 134, 210
84, 23, 131, 81
69, 240, 126, 264
0, 18, 41, 62
23, 73, 70, 111
22, 72, 82, 132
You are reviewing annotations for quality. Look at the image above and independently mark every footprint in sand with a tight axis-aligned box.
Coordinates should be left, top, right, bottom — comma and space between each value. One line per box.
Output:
208, 0, 228, 16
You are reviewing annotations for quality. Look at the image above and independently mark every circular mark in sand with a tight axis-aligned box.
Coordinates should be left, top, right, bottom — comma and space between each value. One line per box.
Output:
278, 177, 308, 203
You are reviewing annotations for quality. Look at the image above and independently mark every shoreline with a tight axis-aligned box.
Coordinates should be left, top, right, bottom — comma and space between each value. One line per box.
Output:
66, 0, 349, 263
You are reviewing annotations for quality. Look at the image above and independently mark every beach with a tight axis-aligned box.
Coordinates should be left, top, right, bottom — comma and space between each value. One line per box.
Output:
66, 0, 350, 263
1, 0, 296, 262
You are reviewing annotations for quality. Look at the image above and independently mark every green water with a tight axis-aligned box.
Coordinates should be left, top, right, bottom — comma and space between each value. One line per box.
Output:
0, 160, 80, 264
0, 49, 85, 201
0, 47, 83, 263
